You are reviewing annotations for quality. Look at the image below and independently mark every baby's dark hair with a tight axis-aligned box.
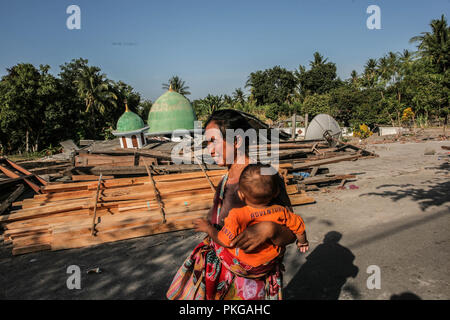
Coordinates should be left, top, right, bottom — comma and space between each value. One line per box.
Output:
239, 163, 279, 205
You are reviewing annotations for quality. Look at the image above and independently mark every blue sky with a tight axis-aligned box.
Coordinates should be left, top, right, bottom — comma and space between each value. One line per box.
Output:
0, 0, 448, 101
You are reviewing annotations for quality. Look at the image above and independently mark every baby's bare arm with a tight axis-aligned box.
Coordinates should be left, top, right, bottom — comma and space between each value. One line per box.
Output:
194, 218, 232, 248
297, 231, 308, 244
296, 231, 309, 253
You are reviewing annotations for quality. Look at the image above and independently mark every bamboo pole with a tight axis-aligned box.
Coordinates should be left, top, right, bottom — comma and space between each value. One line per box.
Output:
142, 158, 166, 223
194, 155, 216, 193
91, 173, 103, 236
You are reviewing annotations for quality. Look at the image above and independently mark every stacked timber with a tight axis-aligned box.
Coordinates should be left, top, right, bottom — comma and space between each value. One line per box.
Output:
0, 158, 49, 216
67, 139, 377, 177
1, 164, 315, 255
74, 152, 157, 167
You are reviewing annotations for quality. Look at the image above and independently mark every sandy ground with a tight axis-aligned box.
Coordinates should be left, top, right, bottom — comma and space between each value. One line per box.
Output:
0, 139, 449, 300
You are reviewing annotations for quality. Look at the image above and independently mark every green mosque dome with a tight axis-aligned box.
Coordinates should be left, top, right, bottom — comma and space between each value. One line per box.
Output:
116, 103, 145, 133
147, 87, 197, 134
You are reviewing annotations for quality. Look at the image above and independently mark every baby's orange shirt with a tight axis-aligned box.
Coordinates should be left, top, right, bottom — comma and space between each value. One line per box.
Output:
217, 204, 305, 267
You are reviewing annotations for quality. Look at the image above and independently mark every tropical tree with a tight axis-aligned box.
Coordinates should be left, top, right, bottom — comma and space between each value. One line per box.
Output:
111, 81, 140, 111
193, 94, 225, 119
410, 15, 449, 131
73, 66, 117, 138
162, 76, 191, 96
310, 52, 328, 68
246, 66, 297, 106
295, 52, 341, 100
362, 58, 379, 88
223, 94, 234, 107
399, 49, 416, 68
232, 88, 246, 106
302, 93, 333, 119
349, 70, 359, 87
0, 63, 45, 152
410, 14, 450, 73
403, 59, 447, 123
377, 56, 392, 85
58, 58, 91, 140
137, 99, 152, 121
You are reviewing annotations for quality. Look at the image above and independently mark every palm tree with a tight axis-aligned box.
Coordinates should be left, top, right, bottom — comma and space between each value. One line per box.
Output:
349, 70, 360, 88
410, 15, 449, 135
199, 94, 224, 116
309, 52, 328, 68
399, 49, 415, 65
223, 94, 233, 107
232, 88, 246, 106
294, 65, 309, 100
111, 80, 141, 111
410, 14, 450, 73
74, 66, 117, 138
363, 58, 378, 88
162, 76, 191, 96
377, 56, 391, 83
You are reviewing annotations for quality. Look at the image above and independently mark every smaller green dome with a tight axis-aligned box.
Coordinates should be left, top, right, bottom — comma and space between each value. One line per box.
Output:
116, 110, 145, 132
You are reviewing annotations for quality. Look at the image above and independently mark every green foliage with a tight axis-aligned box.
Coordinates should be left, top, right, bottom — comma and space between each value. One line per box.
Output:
232, 88, 246, 106
302, 93, 333, 119
264, 104, 291, 121
137, 99, 152, 120
193, 94, 226, 120
296, 52, 342, 97
410, 14, 450, 74
162, 76, 191, 96
0, 63, 51, 153
246, 66, 297, 106
0, 58, 141, 154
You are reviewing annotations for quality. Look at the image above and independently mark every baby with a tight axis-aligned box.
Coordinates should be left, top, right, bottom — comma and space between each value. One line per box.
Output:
194, 163, 309, 267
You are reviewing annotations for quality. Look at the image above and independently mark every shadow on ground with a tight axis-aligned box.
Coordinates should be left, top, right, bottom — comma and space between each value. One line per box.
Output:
360, 178, 450, 211
0, 229, 200, 299
284, 231, 359, 300
390, 292, 422, 300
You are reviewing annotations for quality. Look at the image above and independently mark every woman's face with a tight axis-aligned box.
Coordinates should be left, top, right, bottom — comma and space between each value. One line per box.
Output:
205, 121, 236, 167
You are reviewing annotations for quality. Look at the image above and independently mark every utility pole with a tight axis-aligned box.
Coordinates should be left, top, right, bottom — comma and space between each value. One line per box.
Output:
291, 112, 297, 141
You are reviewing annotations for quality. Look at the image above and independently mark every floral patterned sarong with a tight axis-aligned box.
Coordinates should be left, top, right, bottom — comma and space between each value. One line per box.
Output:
166, 237, 284, 300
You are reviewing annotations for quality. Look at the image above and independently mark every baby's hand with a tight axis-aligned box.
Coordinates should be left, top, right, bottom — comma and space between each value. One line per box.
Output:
296, 240, 309, 253
194, 218, 212, 233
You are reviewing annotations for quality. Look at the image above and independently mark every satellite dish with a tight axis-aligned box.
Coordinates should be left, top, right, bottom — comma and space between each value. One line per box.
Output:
304, 114, 342, 146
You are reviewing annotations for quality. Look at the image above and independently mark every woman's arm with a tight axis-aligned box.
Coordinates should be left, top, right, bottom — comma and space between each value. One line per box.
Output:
271, 223, 297, 247
230, 221, 296, 253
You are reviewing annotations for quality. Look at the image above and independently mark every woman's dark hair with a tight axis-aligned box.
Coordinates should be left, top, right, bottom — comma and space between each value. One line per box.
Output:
205, 109, 253, 135
204, 109, 255, 155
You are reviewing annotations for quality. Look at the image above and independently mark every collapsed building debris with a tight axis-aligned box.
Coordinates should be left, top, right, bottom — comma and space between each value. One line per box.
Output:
0, 136, 378, 255
1, 163, 317, 255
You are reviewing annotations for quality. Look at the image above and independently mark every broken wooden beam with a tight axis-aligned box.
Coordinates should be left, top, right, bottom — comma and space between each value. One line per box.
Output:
0, 184, 25, 215
0, 163, 42, 194
300, 174, 356, 185
291, 154, 362, 170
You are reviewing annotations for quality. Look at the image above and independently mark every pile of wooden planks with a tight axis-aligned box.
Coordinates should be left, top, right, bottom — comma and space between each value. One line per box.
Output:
0, 158, 49, 215
0, 137, 377, 255
66, 138, 376, 177
74, 152, 157, 167
1, 164, 315, 255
